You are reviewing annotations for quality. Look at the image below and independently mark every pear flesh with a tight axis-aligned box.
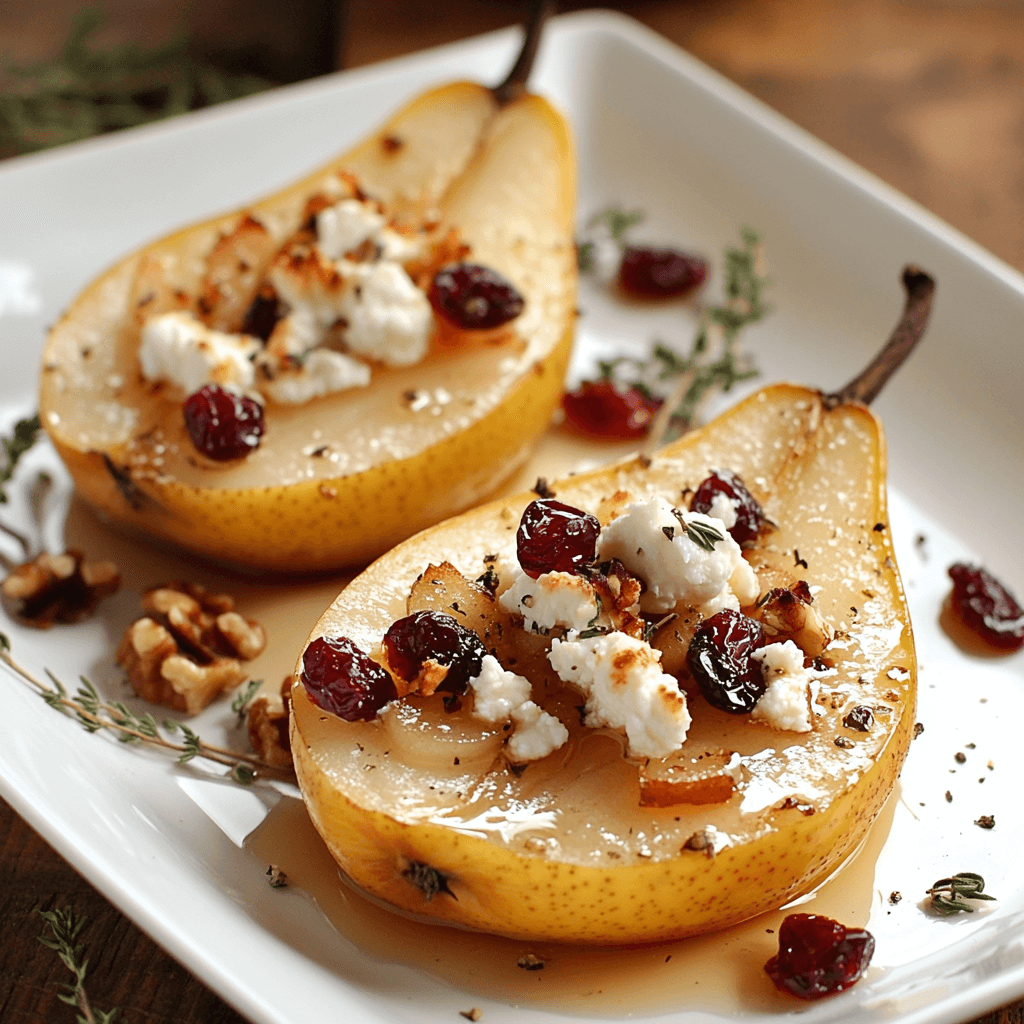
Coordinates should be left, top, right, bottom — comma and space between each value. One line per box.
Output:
291, 382, 916, 944
39, 83, 576, 571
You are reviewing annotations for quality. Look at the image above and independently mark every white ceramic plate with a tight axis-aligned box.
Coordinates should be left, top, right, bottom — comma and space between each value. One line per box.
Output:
1, 10, 1023, 1024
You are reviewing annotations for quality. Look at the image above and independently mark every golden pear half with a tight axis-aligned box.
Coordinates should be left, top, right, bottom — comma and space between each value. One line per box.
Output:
39, 81, 576, 572
291, 377, 917, 944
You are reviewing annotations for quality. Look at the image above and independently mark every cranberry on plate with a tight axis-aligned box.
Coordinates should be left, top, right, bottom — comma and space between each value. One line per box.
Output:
946, 563, 1024, 653
182, 384, 264, 461
764, 913, 875, 999
561, 380, 662, 439
618, 245, 708, 299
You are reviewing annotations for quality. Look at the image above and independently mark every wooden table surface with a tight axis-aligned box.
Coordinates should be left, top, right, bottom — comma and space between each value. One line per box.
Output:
3, 2, 1024, 1022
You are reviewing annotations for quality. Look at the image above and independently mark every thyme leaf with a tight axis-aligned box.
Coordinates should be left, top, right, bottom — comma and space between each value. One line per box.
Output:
37, 906, 121, 1023
231, 677, 263, 719
0, 413, 41, 504
685, 519, 725, 552
2, 645, 291, 783
925, 872, 997, 915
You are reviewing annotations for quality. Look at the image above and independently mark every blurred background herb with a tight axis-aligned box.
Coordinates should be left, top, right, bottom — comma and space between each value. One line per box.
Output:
0, 9, 273, 159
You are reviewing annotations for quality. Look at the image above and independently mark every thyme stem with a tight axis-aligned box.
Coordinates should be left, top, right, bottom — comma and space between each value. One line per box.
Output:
1, 644, 292, 783
37, 907, 118, 1024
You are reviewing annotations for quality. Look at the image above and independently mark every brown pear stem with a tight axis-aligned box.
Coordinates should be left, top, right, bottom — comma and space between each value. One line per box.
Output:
825, 265, 935, 408
492, 0, 555, 106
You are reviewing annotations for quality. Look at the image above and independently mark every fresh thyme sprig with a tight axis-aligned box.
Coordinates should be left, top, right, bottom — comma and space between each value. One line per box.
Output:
0, 413, 41, 504
0, 10, 270, 159
1, 636, 290, 784
37, 906, 121, 1024
925, 872, 997, 916
577, 206, 643, 271
685, 518, 726, 552
231, 677, 263, 720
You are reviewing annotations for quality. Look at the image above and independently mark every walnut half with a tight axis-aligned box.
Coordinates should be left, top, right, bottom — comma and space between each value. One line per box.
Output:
247, 676, 294, 769
117, 581, 266, 715
2, 550, 119, 628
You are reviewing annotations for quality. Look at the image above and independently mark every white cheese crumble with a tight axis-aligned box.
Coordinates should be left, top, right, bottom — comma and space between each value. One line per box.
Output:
469, 655, 567, 762
315, 199, 387, 260
750, 641, 814, 732
707, 491, 739, 530
596, 496, 758, 615
259, 348, 370, 404
138, 311, 259, 395
508, 701, 569, 762
342, 261, 432, 366
498, 568, 598, 634
548, 633, 691, 759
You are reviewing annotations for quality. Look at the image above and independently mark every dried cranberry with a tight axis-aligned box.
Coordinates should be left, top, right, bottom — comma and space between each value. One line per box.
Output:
687, 609, 766, 714
429, 262, 524, 329
764, 913, 875, 999
618, 245, 708, 299
517, 499, 601, 580
947, 564, 1024, 652
182, 384, 264, 461
690, 469, 765, 545
301, 636, 397, 722
562, 380, 662, 439
382, 611, 486, 697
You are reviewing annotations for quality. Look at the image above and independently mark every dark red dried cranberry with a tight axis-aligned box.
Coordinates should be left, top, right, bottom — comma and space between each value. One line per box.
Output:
843, 706, 874, 732
382, 611, 486, 697
618, 245, 708, 299
947, 564, 1024, 652
182, 384, 264, 461
562, 380, 662, 439
301, 635, 397, 722
687, 608, 766, 714
242, 284, 283, 341
517, 499, 601, 580
764, 913, 875, 999
429, 262, 524, 329
690, 469, 765, 545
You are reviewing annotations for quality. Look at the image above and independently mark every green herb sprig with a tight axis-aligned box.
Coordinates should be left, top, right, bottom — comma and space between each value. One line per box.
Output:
0, 10, 270, 159
580, 213, 769, 445
0, 413, 41, 504
2, 636, 290, 784
37, 906, 121, 1024
925, 872, 997, 916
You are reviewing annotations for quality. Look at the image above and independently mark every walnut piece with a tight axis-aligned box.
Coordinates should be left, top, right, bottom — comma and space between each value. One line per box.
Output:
247, 676, 294, 768
1, 550, 119, 628
117, 581, 266, 715
752, 582, 832, 658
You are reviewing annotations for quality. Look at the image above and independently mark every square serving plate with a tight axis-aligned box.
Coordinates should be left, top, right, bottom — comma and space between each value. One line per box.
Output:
1, 10, 1023, 1024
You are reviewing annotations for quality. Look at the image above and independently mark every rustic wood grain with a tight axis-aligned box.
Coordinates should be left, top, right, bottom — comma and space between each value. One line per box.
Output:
4, 2, 1024, 1021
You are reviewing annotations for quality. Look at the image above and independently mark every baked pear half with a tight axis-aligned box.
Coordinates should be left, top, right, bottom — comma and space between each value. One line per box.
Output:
39, 43, 575, 572
290, 271, 932, 944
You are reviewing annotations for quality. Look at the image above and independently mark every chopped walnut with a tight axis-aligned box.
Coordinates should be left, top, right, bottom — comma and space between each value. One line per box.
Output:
1, 550, 119, 627
752, 582, 832, 658
117, 581, 266, 715
248, 676, 295, 768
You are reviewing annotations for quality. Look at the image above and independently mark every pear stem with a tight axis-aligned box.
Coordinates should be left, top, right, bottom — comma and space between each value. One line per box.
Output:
825, 265, 935, 408
492, 0, 555, 106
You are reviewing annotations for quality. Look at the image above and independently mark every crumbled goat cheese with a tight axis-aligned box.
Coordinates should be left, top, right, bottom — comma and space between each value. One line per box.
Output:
707, 491, 738, 530
499, 568, 598, 634
139, 311, 259, 394
316, 199, 387, 260
507, 701, 569, 762
469, 655, 567, 762
750, 641, 814, 732
260, 348, 370, 404
469, 655, 532, 722
596, 496, 758, 614
548, 633, 691, 758
342, 261, 432, 366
